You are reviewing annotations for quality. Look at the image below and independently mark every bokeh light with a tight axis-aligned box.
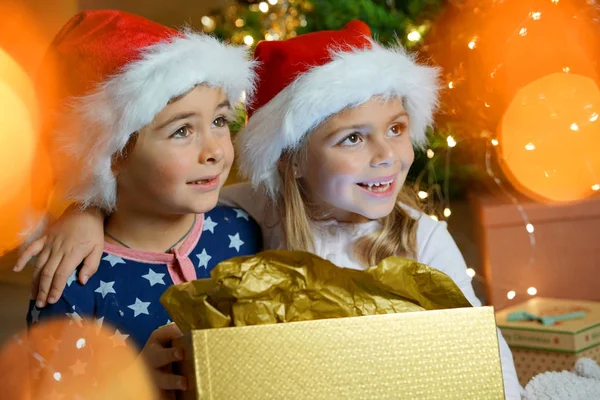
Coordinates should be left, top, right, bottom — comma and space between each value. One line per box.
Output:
499, 73, 600, 202
0, 318, 158, 399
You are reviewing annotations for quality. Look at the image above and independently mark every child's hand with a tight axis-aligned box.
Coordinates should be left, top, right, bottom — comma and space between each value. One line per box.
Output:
13, 204, 105, 308
141, 323, 187, 396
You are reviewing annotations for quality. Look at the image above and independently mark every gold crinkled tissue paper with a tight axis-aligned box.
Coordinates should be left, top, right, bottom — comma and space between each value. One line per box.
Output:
160, 250, 505, 400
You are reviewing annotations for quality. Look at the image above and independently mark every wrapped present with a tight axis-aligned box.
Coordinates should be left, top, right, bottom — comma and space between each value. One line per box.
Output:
160, 251, 506, 399
469, 192, 600, 310
496, 297, 600, 387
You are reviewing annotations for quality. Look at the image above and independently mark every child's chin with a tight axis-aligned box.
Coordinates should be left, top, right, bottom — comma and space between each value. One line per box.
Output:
358, 204, 396, 220
185, 198, 219, 215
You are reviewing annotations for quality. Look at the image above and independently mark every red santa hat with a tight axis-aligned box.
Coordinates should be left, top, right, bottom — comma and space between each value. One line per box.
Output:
236, 20, 439, 198
42, 10, 255, 212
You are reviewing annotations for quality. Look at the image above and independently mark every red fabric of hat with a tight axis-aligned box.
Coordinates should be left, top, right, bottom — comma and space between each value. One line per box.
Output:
249, 20, 372, 119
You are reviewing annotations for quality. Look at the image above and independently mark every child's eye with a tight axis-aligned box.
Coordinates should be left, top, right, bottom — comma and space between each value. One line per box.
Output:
212, 116, 229, 128
387, 122, 407, 137
171, 125, 192, 139
339, 133, 363, 146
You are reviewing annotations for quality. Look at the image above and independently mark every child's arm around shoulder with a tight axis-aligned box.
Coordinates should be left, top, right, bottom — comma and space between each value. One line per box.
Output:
15, 204, 106, 308
26, 264, 96, 327
219, 182, 273, 227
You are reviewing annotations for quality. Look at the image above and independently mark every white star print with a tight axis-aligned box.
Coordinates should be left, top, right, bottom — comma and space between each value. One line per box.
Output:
128, 298, 150, 317
142, 269, 165, 286
95, 316, 104, 333
31, 306, 41, 324
110, 329, 129, 347
228, 233, 245, 252
196, 249, 212, 270
95, 281, 116, 298
69, 359, 87, 376
67, 270, 77, 287
234, 208, 249, 221
102, 254, 126, 267
66, 311, 82, 326
203, 216, 218, 234
43, 335, 61, 352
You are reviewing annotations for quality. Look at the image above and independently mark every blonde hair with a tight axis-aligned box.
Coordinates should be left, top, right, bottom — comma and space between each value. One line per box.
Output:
278, 141, 421, 268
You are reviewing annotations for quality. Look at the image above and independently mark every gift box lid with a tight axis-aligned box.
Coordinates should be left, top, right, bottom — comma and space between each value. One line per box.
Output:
468, 191, 600, 228
496, 297, 600, 353
174, 307, 505, 400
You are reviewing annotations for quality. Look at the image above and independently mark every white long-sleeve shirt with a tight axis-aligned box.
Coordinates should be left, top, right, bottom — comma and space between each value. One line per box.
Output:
219, 183, 522, 399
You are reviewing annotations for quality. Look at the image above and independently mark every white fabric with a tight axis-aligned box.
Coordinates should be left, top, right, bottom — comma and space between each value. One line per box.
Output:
219, 182, 522, 399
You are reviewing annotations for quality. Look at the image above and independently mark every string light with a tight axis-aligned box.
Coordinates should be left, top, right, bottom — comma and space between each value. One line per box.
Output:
426, 149, 435, 158
525, 142, 536, 151
268, 0, 278, 4
76, 338, 86, 349
592, 184, 600, 191
265, 33, 275, 41
407, 30, 421, 42
235, 18, 245, 28
507, 291, 516, 300
466, 268, 476, 278
563, 66, 570, 73
443, 208, 452, 217
447, 136, 457, 147
258, 2, 269, 13
570, 123, 579, 131
590, 112, 598, 122
485, 102, 491, 108
53, 372, 62, 381
468, 37, 477, 49
418, 191, 429, 199
243, 35, 254, 46
530, 12, 541, 20
484, 137, 537, 271
526, 224, 535, 233
201, 16, 216, 32
491, 139, 499, 146
429, 215, 439, 221
527, 287, 538, 296
448, 81, 454, 89
519, 28, 528, 36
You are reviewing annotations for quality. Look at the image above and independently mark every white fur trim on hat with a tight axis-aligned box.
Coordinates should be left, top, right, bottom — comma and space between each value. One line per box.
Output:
236, 41, 439, 199
57, 32, 256, 212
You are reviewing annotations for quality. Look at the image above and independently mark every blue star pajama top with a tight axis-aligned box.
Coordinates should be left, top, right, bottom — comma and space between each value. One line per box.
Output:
26, 206, 262, 350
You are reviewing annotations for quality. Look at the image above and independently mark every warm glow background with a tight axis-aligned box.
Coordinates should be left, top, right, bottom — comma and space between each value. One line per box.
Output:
499, 73, 600, 203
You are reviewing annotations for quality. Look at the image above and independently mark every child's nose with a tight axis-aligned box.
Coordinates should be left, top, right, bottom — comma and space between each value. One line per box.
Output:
370, 140, 396, 167
198, 135, 224, 164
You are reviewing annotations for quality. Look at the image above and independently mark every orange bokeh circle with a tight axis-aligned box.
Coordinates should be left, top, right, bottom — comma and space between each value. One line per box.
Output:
0, 318, 158, 399
498, 73, 600, 203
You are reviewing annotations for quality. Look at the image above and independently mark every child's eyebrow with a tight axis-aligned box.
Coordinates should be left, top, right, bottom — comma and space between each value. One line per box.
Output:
155, 101, 231, 130
388, 111, 409, 122
215, 100, 231, 110
156, 112, 197, 130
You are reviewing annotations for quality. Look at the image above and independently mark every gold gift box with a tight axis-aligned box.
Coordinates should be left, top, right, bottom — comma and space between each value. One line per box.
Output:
173, 306, 505, 399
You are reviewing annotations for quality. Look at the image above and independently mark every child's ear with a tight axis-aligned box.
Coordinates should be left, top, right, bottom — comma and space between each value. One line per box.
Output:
277, 156, 303, 178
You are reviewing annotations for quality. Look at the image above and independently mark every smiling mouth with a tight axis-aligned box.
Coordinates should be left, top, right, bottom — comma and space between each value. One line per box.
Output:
356, 178, 395, 193
187, 175, 219, 188
188, 178, 216, 185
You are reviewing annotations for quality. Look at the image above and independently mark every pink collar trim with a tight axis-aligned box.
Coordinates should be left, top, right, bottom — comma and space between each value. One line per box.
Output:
103, 214, 204, 264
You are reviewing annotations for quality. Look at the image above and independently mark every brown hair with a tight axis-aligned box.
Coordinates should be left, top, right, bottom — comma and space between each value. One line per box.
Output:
278, 141, 421, 268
